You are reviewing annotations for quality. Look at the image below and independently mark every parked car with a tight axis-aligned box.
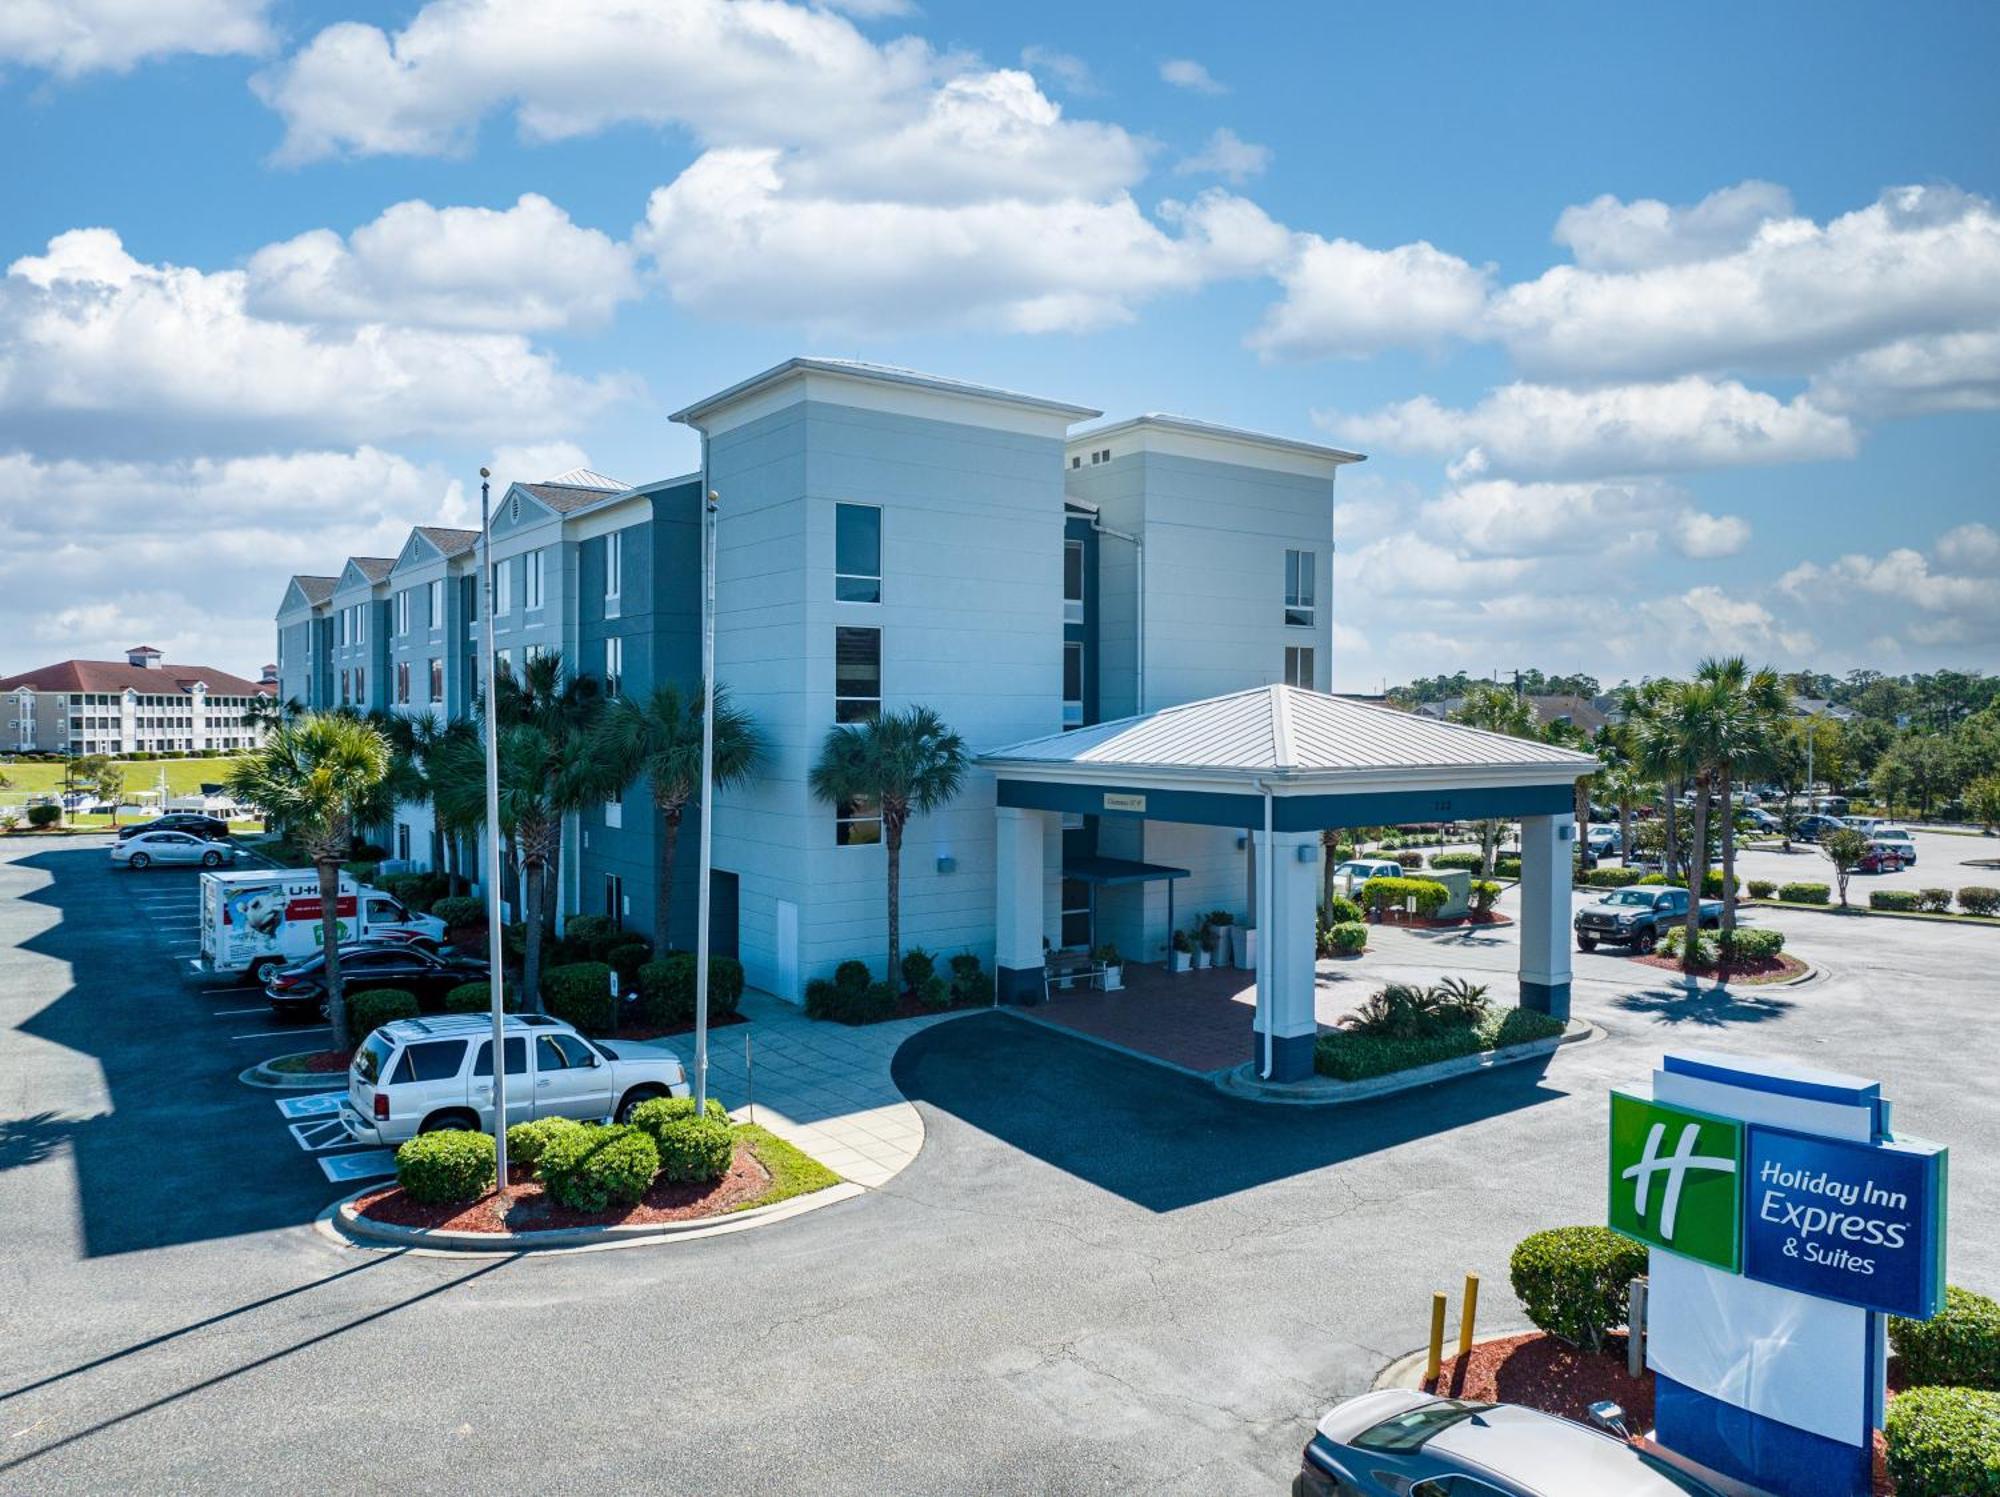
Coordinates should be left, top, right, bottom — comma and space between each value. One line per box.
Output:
339, 1012, 691, 1145
1293, 1391, 1728, 1497
1737, 808, 1780, 833
1331, 859, 1406, 891
1870, 825, 1916, 866
264, 943, 489, 1020
111, 830, 237, 870
1584, 824, 1619, 858
1574, 885, 1721, 953
1842, 815, 1886, 835
117, 814, 230, 842
1856, 840, 1907, 874
1792, 813, 1845, 841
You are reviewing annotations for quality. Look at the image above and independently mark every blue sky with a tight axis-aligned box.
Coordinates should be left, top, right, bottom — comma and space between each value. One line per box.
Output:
3, 0, 1996, 690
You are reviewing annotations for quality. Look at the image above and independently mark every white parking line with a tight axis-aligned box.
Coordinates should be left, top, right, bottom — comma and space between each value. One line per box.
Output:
319, 1150, 395, 1182
232, 1025, 329, 1040
212, 1007, 268, 1016
198, 986, 245, 995
288, 1119, 356, 1153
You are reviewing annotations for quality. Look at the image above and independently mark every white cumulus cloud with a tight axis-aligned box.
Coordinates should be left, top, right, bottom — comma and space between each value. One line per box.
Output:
0, 0, 270, 77
1159, 58, 1225, 94
1251, 236, 1492, 360
1551, 180, 1795, 271
1174, 128, 1271, 184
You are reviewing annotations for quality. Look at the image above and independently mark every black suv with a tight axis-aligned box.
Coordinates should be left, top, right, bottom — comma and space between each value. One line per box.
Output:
265, 943, 490, 1021
118, 814, 230, 842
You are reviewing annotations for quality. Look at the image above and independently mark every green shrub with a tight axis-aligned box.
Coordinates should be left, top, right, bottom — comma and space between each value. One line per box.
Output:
1494, 855, 1523, 879
917, 974, 951, 1009
1892, 1286, 2000, 1391
1314, 1006, 1561, 1082
900, 946, 936, 992
629, 1094, 730, 1130
1884, 1386, 2000, 1497
536, 1123, 660, 1211
1583, 866, 1645, 888
805, 975, 897, 1024
1393, 850, 1425, 870
1961, 886, 2000, 917
1635, 873, 1669, 885
431, 895, 486, 930
1509, 1226, 1648, 1353
1329, 842, 1356, 864
1364, 875, 1451, 916
1429, 851, 1484, 871
642, 1112, 735, 1184
1720, 927, 1785, 960
1779, 881, 1831, 904
505, 1116, 585, 1170
1917, 887, 1954, 914
562, 913, 618, 959
346, 861, 379, 885
395, 1129, 496, 1206
1470, 880, 1501, 914
1701, 870, 1740, 898
635, 953, 745, 1028
834, 959, 872, 994
947, 952, 991, 1005
1324, 894, 1364, 925
1747, 879, 1777, 899
542, 961, 617, 1035
1872, 889, 1922, 912
381, 872, 447, 912
348, 988, 420, 1033
443, 980, 519, 1014
1329, 921, 1368, 954
26, 804, 60, 828
604, 938, 653, 987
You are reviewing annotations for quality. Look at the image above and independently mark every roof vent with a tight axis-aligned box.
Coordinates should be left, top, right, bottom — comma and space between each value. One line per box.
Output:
126, 646, 163, 668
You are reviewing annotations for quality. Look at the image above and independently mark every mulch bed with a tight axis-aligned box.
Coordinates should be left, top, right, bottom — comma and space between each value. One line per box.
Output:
271, 1048, 356, 1074
1383, 911, 1513, 929
1629, 951, 1809, 985
355, 1144, 773, 1234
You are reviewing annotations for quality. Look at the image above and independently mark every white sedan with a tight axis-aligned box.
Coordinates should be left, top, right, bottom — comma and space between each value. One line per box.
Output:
111, 830, 237, 870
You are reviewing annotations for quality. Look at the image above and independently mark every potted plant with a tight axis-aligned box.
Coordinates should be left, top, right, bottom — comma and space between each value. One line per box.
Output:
1207, 910, 1235, 966
1194, 921, 1215, 969
1093, 943, 1124, 991
1238, 921, 1258, 969
1169, 929, 1193, 974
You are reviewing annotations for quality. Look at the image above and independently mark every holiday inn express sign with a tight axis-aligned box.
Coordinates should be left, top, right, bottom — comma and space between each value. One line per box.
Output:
1607, 1053, 1949, 1497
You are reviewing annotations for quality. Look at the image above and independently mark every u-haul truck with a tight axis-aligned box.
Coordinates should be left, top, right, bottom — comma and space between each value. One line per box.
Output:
196, 869, 448, 985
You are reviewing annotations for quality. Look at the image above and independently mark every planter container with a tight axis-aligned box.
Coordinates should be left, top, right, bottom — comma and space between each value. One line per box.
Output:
1237, 928, 1258, 969
1103, 964, 1124, 992
1194, 948, 1213, 970
1213, 926, 1234, 966
1169, 950, 1192, 974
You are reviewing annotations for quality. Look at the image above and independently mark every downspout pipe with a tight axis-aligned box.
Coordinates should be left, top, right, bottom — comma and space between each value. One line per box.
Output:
1254, 776, 1275, 1080
1089, 518, 1144, 714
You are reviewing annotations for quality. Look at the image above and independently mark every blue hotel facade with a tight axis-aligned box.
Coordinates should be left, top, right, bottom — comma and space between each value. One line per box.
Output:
274, 358, 1361, 1001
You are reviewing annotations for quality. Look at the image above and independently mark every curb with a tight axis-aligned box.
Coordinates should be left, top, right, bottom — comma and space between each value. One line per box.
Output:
1373, 1329, 1538, 1391
1622, 957, 1821, 992
322, 1179, 867, 1257
1213, 1019, 1598, 1107
240, 1055, 348, 1089
1743, 898, 1999, 929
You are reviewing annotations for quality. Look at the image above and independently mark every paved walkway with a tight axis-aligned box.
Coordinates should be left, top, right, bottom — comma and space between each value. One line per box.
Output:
661, 989, 967, 1188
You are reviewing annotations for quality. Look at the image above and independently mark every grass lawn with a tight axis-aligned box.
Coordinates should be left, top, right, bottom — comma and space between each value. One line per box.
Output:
0, 755, 252, 799
733, 1123, 843, 1207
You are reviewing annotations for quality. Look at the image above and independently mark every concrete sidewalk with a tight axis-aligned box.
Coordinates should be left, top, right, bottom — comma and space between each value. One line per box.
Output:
663, 989, 968, 1188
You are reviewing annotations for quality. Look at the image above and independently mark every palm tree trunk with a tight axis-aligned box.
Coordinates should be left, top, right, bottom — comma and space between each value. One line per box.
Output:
319, 855, 349, 1049
1719, 763, 1738, 933
1619, 797, 1633, 861
523, 858, 546, 1013
885, 815, 903, 984
1683, 780, 1709, 977
1663, 783, 1681, 881
656, 804, 681, 951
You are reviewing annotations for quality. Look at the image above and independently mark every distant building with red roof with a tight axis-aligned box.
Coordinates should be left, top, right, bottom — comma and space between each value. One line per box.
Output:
3, 646, 275, 756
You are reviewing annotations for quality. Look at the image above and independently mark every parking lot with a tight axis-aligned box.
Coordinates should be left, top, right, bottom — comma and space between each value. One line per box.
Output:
3, 831, 1997, 1494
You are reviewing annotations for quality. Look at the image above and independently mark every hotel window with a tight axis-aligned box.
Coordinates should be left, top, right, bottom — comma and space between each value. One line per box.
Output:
1063, 539, 1085, 625
834, 503, 882, 603
396, 823, 411, 862
1284, 646, 1315, 690
604, 873, 625, 928
524, 548, 545, 610
835, 794, 882, 847
605, 530, 623, 602
337, 609, 349, 648
462, 573, 479, 626
354, 605, 366, 643
1063, 641, 1084, 727
492, 559, 512, 617
604, 635, 623, 699
605, 783, 623, 830
339, 669, 350, 706
834, 626, 881, 722
353, 666, 365, 701
428, 579, 445, 631
1284, 549, 1316, 627
1060, 879, 1092, 949
395, 661, 411, 705
494, 648, 511, 684
428, 657, 443, 702
395, 590, 411, 637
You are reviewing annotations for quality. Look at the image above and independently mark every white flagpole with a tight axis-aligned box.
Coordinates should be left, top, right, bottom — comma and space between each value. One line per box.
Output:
479, 468, 509, 1197
694, 470, 718, 1115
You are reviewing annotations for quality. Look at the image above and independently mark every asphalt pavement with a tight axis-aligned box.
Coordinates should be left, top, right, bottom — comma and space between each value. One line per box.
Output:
2, 834, 1996, 1495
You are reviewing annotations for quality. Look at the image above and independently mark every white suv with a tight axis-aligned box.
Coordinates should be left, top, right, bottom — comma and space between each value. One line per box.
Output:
339, 1013, 691, 1147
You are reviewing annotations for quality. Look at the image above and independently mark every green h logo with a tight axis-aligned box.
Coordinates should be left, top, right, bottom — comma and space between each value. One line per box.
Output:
1609, 1093, 1744, 1271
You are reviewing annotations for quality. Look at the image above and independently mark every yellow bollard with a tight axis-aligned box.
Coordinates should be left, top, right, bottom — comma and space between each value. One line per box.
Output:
1458, 1274, 1480, 1360
1424, 1292, 1448, 1386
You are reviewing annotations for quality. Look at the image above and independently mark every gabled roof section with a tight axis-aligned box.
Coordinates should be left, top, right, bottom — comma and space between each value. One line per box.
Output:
543, 467, 626, 492
982, 685, 1596, 782
414, 526, 480, 557
515, 481, 623, 515
335, 556, 395, 592
278, 574, 338, 618
671, 356, 1101, 428
0, 659, 272, 696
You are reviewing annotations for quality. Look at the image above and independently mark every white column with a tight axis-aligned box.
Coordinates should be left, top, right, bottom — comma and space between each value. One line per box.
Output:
994, 805, 1050, 1003
1518, 811, 1575, 1019
1256, 829, 1321, 1081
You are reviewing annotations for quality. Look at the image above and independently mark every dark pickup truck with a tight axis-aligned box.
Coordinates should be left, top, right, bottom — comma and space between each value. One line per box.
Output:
1575, 886, 1723, 953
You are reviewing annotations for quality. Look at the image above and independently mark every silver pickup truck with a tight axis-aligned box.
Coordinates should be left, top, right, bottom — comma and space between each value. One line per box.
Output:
1575, 886, 1723, 953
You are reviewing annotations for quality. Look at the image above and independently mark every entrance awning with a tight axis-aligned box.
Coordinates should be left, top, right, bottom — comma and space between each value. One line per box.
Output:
1060, 855, 1190, 885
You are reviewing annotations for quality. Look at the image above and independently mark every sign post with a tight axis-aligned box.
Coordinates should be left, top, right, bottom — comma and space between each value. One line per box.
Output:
1607, 1051, 1947, 1497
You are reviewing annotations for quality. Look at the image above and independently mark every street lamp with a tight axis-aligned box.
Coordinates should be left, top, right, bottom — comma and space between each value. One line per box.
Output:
693, 483, 719, 1114
478, 467, 510, 1200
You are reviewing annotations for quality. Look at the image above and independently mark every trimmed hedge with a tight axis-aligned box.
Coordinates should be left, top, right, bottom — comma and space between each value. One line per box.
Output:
1493, 855, 1523, 879
1872, 889, 1921, 912
1392, 850, 1425, 869
605, 938, 654, 987
542, 961, 617, 1035
1700, 870, 1740, 898
1892, 1286, 2000, 1391
1470, 880, 1501, 913
443, 980, 518, 1014
431, 895, 486, 930
1582, 866, 1647, 888
1323, 894, 1363, 925
536, 1123, 660, 1211
1326, 921, 1368, 955
505, 1116, 584, 1170
635, 953, 746, 1028
1917, 887, 1954, 914
1779, 881, 1831, 904
348, 988, 419, 1033
1884, 1386, 2000, 1497
1364, 875, 1451, 916
561, 913, 619, 959
900, 947, 937, 991
1509, 1226, 1648, 1354
1962, 886, 2000, 917
395, 1129, 496, 1206
1747, 879, 1777, 899
947, 952, 991, 1006
1314, 1005, 1563, 1082
805, 975, 897, 1024
1429, 851, 1485, 871
1721, 927, 1785, 960
26, 805, 61, 828
637, 1109, 735, 1184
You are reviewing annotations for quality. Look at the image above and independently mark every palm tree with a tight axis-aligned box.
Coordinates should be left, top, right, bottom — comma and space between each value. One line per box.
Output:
594, 683, 760, 950
1542, 720, 1600, 867
1638, 679, 1728, 976
809, 705, 968, 980
1628, 679, 1689, 881
490, 653, 602, 934
1595, 731, 1644, 861
227, 713, 393, 1049
379, 710, 478, 893
1451, 685, 1536, 874
1694, 656, 1787, 934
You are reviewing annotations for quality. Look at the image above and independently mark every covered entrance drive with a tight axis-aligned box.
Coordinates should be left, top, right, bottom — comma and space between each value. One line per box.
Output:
982, 686, 1596, 1082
